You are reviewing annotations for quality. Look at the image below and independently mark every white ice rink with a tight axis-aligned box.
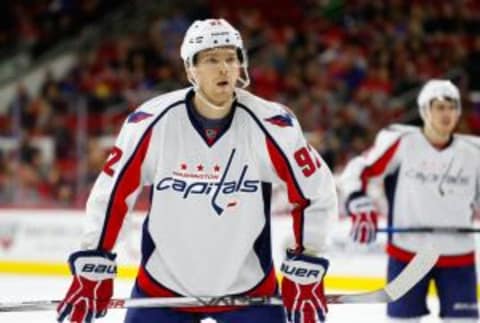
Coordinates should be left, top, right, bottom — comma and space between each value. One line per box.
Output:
0, 274, 446, 323
0, 212, 466, 322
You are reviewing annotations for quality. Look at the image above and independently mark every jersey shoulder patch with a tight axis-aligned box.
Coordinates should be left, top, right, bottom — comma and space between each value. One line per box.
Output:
236, 89, 298, 127
235, 89, 301, 148
264, 112, 294, 128
127, 111, 153, 123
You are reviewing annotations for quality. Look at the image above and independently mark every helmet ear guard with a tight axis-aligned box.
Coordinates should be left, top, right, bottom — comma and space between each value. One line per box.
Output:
236, 47, 246, 64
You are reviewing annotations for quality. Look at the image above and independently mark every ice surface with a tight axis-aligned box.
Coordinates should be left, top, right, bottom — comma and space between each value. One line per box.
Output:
0, 274, 444, 322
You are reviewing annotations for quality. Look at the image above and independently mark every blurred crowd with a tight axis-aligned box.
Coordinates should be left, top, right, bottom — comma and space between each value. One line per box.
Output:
0, 0, 128, 59
1, 0, 480, 208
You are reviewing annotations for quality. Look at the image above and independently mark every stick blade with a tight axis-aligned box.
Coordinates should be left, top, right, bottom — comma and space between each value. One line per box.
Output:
383, 248, 438, 301
326, 247, 438, 304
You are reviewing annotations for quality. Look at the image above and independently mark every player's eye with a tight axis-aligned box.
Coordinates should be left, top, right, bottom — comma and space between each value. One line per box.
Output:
204, 57, 218, 64
225, 56, 238, 64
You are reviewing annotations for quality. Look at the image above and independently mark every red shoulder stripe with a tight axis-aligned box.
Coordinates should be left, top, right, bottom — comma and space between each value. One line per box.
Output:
360, 139, 401, 191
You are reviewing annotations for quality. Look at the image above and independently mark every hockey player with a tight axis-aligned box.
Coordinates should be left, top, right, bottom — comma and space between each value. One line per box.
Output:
339, 79, 479, 322
56, 18, 338, 323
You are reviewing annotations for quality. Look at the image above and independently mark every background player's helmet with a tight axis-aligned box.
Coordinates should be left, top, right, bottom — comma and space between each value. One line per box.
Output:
417, 79, 461, 120
180, 18, 250, 88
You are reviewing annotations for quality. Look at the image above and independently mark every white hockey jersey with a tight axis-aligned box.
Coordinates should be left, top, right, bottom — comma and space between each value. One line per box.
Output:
339, 124, 480, 265
81, 87, 337, 297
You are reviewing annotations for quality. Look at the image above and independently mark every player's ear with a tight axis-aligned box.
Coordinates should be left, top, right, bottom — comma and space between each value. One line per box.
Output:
185, 67, 193, 81
184, 62, 195, 81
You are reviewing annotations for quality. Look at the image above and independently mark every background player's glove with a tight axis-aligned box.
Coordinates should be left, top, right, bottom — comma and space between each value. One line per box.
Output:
281, 250, 329, 323
346, 192, 378, 244
57, 250, 116, 323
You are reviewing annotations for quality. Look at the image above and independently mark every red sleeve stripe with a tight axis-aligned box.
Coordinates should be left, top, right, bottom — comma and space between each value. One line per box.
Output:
266, 138, 310, 252
360, 139, 401, 191
96, 100, 184, 251
99, 130, 152, 250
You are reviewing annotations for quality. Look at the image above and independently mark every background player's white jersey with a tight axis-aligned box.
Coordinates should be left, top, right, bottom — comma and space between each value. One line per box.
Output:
340, 124, 480, 259
80, 87, 337, 297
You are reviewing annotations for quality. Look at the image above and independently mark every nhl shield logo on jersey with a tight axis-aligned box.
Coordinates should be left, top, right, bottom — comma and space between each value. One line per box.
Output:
155, 149, 260, 216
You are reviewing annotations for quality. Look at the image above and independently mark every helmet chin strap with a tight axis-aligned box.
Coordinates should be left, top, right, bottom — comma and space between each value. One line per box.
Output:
188, 66, 235, 111
196, 88, 234, 111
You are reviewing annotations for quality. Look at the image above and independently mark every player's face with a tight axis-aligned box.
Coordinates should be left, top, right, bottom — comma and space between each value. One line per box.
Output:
192, 47, 240, 105
427, 98, 460, 136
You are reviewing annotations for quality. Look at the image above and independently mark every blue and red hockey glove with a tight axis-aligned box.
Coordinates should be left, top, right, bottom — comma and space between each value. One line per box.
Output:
346, 192, 378, 244
281, 250, 329, 323
57, 250, 116, 323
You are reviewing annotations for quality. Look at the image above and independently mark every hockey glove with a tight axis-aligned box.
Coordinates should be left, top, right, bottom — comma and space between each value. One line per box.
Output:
281, 250, 329, 323
57, 250, 116, 323
346, 192, 378, 244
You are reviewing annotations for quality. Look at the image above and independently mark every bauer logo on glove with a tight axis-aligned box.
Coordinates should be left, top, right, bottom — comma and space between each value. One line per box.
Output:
281, 250, 329, 323
281, 261, 325, 284
80, 263, 116, 275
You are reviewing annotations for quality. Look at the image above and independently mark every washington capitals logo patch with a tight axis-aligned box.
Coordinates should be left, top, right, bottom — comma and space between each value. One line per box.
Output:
128, 111, 153, 123
265, 113, 293, 127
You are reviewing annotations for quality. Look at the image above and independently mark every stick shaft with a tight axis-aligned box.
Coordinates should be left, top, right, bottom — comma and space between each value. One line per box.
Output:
0, 294, 376, 312
377, 227, 480, 234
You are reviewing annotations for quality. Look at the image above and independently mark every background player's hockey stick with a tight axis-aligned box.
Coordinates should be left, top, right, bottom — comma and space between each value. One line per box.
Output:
0, 248, 438, 312
377, 227, 480, 234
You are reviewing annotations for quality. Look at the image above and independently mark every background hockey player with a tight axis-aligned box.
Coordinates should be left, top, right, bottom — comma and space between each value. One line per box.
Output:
339, 79, 479, 322
56, 18, 338, 323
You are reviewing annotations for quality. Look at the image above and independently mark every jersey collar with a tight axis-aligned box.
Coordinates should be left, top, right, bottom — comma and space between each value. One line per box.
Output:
185, 89, 237, 147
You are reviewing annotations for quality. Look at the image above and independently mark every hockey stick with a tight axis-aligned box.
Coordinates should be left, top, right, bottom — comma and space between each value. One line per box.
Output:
377, 227, 480, 234
0, 248, 438, 312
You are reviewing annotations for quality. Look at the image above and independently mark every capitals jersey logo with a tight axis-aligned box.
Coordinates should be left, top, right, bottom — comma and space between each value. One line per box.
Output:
265, 113, 293, 127
155, 149, 260, 215
128, 111, 153, 123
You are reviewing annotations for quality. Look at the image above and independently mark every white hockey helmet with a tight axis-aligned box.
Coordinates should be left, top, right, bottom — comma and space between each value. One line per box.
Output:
180, 18, 250, 88
417, 79, 461, 120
